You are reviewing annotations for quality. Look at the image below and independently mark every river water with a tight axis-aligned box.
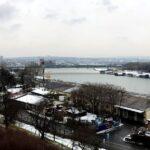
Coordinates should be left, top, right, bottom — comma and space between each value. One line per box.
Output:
45, 68, 150, 95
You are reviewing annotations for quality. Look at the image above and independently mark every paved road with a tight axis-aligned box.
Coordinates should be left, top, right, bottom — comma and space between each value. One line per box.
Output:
101, 124, 149, 150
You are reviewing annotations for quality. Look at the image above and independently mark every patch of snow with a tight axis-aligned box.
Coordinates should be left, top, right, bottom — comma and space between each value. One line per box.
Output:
67, 108, 80, 114
32, 87, 49, 96
16, 94, 44, 105
67, 107, 86, 115
15, 84, 23, 88
124, 70, 139, 77
122, 134, 131, 142
80, 113, 97, 123
94, 68, 108, 71
64, 87, 79, 93
16, 122, 106, 150
35, 76, 48, 80
114, 105, 144, 113
7, 88, 22, 94
16, 122, 80, 149
145, 131, 150, 137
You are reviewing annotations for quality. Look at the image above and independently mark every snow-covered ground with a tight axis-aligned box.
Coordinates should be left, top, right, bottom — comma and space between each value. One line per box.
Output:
16, 121, 106, 150
80, 113, 97, 123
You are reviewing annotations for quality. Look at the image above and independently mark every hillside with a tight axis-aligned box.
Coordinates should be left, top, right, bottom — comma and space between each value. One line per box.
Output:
0, 127, 59, 150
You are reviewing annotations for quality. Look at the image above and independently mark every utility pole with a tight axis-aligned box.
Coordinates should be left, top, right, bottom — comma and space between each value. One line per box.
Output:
40, 59, 45, 87
43, 62, 45, 87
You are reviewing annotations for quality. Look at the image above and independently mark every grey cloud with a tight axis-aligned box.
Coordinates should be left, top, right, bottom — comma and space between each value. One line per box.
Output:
98, 0, 118, 12
10, 23, 22, 31
45, 12, 59, 19
0, 3, 17, 21
45, 10, 87, 25
44, 8, 60, 21
102, 0, 111, 6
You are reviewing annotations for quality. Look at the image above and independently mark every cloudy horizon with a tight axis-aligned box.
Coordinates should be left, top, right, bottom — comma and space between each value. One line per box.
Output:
0, 0, 150, 57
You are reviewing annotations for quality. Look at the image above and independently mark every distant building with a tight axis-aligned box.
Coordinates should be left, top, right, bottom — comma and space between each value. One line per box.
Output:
0, 56, 3, 66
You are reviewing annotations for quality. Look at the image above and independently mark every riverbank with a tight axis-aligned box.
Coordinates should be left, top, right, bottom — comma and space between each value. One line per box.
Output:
45, 79, 77, 92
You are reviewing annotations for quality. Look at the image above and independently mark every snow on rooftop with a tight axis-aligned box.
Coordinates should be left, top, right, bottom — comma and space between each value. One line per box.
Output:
67, 108, 80, 114
94, 68, 108, 71
142, 72, 150, 76
124, 70, 150, 77
15, 84, 23, 88
7, 88, 22, 94
114, 105, 144, 113
80, 113, 97, 123
32, 87, 49, 95
16, 94, 44, 105
124, 70, 139, 74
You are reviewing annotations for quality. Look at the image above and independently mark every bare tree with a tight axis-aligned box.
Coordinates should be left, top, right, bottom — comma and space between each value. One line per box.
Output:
2, 93, 23, 128
30, 109, 50, 140
18, 63, 43, 90
0, 67, 16, 89
71, 83, 126, 115
47, 107, 64, 141
0, 67, 19, 128
73, 125, 101, 150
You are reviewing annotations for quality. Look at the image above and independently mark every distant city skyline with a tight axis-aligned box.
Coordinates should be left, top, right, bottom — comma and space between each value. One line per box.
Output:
0, 0, 150, 57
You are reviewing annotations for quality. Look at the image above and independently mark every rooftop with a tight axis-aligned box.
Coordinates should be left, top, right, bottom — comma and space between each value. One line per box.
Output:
80, 113, 97, 123
117, 95, 150, 112
32, 87, 49, 96
7, 88, 22, 94
67, 107, 86, 115
114, 105, 144, 113
15, 94, 44, 105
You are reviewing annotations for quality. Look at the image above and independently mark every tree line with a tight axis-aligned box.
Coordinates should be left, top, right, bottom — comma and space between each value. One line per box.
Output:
123, 62, 150, 72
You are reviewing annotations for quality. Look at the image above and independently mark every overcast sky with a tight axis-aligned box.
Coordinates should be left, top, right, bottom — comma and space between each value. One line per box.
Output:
0, 0, 150, 57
